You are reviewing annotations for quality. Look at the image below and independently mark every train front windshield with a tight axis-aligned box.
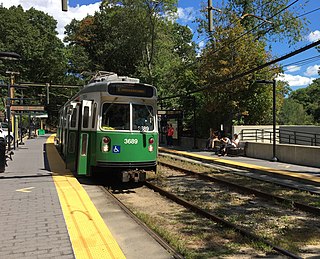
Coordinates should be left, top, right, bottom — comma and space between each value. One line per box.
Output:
101, 103, 154, 131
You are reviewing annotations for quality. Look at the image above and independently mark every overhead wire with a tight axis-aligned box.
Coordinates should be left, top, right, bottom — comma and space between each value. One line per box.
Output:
282, 55, 320, 69
194, 4, 320, 49
183, 0, 304, 68
208, 0, 300, 56
161, 1, 318, 100
296, 6, 320, 18
159, 39, 320, 100
193, 0, 277, 46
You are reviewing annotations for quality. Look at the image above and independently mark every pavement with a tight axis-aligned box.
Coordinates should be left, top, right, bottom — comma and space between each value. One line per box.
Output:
159, 145, 320, 194
0, 135, 74, 259
2, 136, 320, 258
0, 135, 174, 259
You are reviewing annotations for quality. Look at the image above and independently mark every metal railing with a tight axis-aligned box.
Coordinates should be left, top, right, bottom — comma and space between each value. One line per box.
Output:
240, 128, 277, 143
240, 128, 320, 147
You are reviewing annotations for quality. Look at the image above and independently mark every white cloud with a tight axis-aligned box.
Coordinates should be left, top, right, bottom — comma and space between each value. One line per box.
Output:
304, 64, 320, 76
307, 30, 320, 42
277, 73, 316, 87
1, 0, 101, 40
177, 7, 195, 23
286, 65, 300, 72
198, 41, 205, 49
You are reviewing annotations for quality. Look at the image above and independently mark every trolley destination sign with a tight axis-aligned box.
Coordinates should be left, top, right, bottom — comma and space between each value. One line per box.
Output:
10, 105, 45, 111
108, 83, 154, 97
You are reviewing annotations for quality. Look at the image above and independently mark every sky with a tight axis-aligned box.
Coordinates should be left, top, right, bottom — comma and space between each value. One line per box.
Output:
1, 0, 319, 91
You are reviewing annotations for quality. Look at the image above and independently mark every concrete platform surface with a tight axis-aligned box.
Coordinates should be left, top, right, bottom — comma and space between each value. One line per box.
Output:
0, 135, 174, 259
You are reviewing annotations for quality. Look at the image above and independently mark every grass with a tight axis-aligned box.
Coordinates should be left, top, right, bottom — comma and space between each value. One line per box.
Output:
131, 206, 268, 258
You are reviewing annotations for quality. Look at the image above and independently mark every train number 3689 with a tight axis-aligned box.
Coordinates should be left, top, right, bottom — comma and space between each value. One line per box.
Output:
124, 138, 138, 144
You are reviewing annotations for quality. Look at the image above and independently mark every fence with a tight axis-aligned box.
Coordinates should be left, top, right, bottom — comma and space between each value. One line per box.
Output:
240, 128, 320, 146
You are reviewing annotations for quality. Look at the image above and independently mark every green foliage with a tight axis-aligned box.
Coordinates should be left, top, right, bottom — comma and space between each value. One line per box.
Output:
198, 20, 283, 133
194, 0, 307, 134
0, 6, 71, 125
0, 1, 312, 133
0, 6, 67, 83
211, 0, 307, 45
279, 98, 313, 125
64, 0, 198, 104
289, 78, 320, 124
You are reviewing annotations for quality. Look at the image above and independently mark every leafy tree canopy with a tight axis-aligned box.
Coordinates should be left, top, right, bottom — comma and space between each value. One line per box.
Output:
64, 0, 198, 100
289, 78, 320, 124
194, 0, 307, 134
0, 5, 67, 83
279, 98, 313, 125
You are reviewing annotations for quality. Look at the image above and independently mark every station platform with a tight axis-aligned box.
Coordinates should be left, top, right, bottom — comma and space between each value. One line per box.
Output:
0, 135, 173, 259
159, 146, 320, 193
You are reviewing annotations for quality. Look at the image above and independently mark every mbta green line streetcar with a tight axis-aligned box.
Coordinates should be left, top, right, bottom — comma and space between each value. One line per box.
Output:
56, 72, 158, 182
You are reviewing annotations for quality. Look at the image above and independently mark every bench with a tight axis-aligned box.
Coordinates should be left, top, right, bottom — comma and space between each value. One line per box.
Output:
227, 142, 247, 156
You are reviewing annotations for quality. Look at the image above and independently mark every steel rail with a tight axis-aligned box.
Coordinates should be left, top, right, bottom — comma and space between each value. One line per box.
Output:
145, 181, 302, 259
159, 161, 320, 216
158, 150, 320, 194
99, 186, 185, 259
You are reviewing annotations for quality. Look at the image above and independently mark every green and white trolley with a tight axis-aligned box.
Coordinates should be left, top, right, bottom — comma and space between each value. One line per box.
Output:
56, 72, 158, 181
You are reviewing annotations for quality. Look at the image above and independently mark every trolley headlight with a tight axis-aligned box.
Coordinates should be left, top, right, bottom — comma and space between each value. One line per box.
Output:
101, 136, 111, 152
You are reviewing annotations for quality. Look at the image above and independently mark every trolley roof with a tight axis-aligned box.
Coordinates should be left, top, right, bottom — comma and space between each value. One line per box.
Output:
59, 72, 157, 112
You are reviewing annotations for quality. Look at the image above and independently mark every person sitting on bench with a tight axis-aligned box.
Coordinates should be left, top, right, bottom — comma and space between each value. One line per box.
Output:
231, 133, 240, 148
219, 136, 232, 156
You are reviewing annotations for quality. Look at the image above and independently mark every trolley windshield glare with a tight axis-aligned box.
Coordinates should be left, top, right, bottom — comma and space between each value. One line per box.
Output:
56, 72, 158, 182
101, 103, 154, 132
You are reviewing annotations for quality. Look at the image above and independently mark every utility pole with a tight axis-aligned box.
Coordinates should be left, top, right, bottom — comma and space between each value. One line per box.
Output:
46, 83, 50, 105
256, 79, 278, 162
207, 0, 221, 32
62, 0, 68, 11
5, 71, 20, 150
208, 0, 213, 32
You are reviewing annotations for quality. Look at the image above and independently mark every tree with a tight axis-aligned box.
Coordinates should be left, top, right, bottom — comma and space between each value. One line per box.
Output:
212, 0, 307, 45
0, 6, 67, 83
197, 19, 283, 133
0, 6, 70, 125
64, 0, 198, 98
279, 98, 313, 125
194, 0, 308, 134
289, 78, 320, 124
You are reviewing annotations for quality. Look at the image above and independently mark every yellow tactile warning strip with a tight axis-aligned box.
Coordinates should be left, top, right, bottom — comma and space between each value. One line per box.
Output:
46, 135, 126, 259
159, 147, 320, 185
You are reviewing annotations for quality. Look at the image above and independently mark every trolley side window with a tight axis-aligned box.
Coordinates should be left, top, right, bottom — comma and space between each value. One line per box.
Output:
68, 132, 76, 153
70, 107, 78, 128
133, 104, 154, 131
83, 106, 90, 128
101, 103, 130, 130
63, 107, 68, 127
92, 102, 97, 128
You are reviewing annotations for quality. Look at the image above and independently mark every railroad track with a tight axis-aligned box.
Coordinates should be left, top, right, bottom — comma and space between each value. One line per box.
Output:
99, 186, 185, 259
92, 156, 320, 257
158, 151, 320, 195
147, 161, 320, 258
158, 160, 320, 217
144, 180, 301, 259
159, 151, 320, 196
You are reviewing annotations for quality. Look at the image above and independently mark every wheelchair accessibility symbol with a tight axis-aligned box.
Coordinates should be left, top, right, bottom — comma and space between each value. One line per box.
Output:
112, 145, 121, 153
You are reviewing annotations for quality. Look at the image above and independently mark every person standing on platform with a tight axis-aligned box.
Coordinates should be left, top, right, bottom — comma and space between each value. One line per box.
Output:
167, 124, 174, 147
205, 128, 214, 150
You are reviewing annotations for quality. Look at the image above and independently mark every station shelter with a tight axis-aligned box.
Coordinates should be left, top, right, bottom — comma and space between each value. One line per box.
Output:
157, 110, 183, 146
